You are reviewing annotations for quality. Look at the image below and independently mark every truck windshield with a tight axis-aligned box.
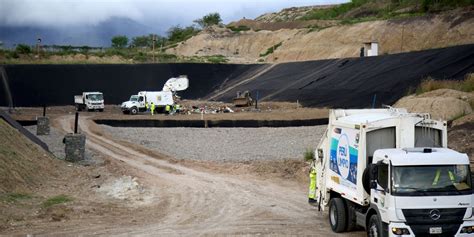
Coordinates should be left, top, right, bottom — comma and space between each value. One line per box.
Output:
392, 165, 472, 196
88, 94, 103, 101
130, 95, 139, 102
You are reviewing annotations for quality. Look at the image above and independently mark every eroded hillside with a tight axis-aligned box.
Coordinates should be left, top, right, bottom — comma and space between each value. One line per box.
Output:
167, 8, 474, 63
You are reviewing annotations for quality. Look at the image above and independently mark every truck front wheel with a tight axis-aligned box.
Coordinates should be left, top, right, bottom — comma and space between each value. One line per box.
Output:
329, 198, 347, 233
367, 214, 382, 237
130, 107, 138, 115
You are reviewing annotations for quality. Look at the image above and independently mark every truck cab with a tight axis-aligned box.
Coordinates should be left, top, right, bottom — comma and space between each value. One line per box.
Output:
74, 92, 104, 111
313, 108, 474, 236
368, 148, 473, 236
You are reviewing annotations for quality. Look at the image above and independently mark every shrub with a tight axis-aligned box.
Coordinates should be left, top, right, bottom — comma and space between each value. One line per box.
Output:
259, 42, 283, 57
415, 74, 474, 94
227, 25, 251, 32
304, 148, 315, 162
15, 44, 32, 54
206, 55, 228, 64
42, 195, 73, 208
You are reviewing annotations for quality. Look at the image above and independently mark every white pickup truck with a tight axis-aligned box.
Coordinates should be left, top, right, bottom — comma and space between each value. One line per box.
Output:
74, 92, 104, 112
313, 108, 473, 236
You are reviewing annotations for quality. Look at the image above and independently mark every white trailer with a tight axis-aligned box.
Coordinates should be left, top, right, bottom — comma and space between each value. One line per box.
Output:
314, 108, 473, 236
74, 92, 104, 111
121, 91, 173, 115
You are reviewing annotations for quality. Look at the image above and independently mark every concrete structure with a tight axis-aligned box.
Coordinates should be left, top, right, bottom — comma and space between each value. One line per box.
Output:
36, 116, 50, 135
64, 133, 85, 162
363, 41, 379, 56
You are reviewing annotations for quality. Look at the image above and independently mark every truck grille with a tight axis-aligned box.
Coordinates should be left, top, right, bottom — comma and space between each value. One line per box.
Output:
402, 208, 466, 236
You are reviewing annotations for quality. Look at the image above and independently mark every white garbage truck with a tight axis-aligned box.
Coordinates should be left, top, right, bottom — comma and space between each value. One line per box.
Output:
121, 91, 173, 115
121, 75, 189, 115
313, 108, 473, 236
74, 92, 104, 111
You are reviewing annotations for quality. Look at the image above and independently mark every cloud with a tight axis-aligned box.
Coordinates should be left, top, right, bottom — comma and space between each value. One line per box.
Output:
0, 0, 347, 30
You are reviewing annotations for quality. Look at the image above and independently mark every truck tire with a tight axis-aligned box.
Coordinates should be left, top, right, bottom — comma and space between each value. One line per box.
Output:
75, 104, 82, 111
130, 107, 138, 115
98, 109, 104, 112
367, 214, 382, 237
329, 198, 347, 233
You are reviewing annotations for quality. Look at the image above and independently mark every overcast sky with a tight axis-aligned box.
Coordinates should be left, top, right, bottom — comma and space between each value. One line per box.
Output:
0, 0, 347, 32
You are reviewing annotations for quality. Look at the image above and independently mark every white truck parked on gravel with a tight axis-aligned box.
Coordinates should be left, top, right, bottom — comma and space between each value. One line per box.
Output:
74, 92, 104, 111
121, 76, 189, 115
313, 108, 473, 236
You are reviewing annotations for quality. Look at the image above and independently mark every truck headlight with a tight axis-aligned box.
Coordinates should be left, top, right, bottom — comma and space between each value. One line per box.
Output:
461, 226, 474, 234
392, 227, 410, 235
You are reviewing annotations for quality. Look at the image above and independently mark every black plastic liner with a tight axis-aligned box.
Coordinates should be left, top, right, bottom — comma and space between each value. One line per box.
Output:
0, 63, 260, 107
209, 44, 474, 108
94, 118, 329, 128
2, 44, 473, 108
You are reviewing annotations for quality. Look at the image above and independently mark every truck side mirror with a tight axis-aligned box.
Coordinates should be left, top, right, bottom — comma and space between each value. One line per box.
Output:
315, 149, 323, 163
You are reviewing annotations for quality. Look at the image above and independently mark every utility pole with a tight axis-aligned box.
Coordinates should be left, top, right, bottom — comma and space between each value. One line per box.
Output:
36, 37, 42, 58
400, 25, 404, 52
152, 35, 156, 63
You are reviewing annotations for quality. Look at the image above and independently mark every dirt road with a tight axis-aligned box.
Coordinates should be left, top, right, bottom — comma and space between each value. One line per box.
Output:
52, 115, 365, 236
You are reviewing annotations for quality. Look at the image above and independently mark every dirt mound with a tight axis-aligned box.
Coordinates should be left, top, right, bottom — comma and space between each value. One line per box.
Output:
448, 121, 474, 170
228, 18, 337, 31
0, 119, 61, 193
169, 9, 474, 63
394, 89, 473, 121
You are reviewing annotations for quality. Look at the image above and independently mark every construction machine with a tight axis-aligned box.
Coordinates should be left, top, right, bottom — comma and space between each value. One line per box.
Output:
233, 90, 253, 107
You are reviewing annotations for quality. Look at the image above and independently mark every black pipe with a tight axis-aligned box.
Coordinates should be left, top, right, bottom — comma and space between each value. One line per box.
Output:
74, 112, 79, 134
42, 106, 46, 116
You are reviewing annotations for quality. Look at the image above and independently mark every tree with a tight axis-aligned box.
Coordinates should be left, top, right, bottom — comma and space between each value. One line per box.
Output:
111, 35, 129, 48
132, 34, 166, 48
193, 12, 222, 28
131, 35, 151, 48
15, 44, 32, 54
167, 25, 200, 43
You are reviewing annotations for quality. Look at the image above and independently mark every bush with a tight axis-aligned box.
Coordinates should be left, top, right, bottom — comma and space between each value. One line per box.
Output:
15, 44, 32, 54
304, 148, 315, 162
302, 0, 370, 20
42, 195, 73, 208
206, 55, 228, 64
227, 25, 251, 32
259, 42, 283, 57
415, 74, 474, 94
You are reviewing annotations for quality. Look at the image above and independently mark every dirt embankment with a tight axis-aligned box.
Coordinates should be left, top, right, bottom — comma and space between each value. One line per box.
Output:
167, 9, 474, 63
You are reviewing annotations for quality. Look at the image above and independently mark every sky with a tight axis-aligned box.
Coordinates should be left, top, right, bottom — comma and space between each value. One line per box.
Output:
0, 0, 347, 32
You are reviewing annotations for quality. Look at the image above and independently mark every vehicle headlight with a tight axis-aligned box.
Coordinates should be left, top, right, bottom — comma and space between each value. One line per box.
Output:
460, 226, 474, 234
392, 227, 410, 235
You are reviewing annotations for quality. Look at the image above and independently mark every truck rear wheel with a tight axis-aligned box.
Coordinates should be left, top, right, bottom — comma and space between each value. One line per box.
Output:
75, 104, 82, 111
329, 198, 347, 233
367, 214, 382, 237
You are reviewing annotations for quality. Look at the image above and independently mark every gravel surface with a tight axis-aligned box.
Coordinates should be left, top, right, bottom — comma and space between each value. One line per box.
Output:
101, 125, 327, 162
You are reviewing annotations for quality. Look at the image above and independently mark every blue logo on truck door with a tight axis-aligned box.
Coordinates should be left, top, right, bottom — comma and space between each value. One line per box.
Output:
330, 128, 358, 185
